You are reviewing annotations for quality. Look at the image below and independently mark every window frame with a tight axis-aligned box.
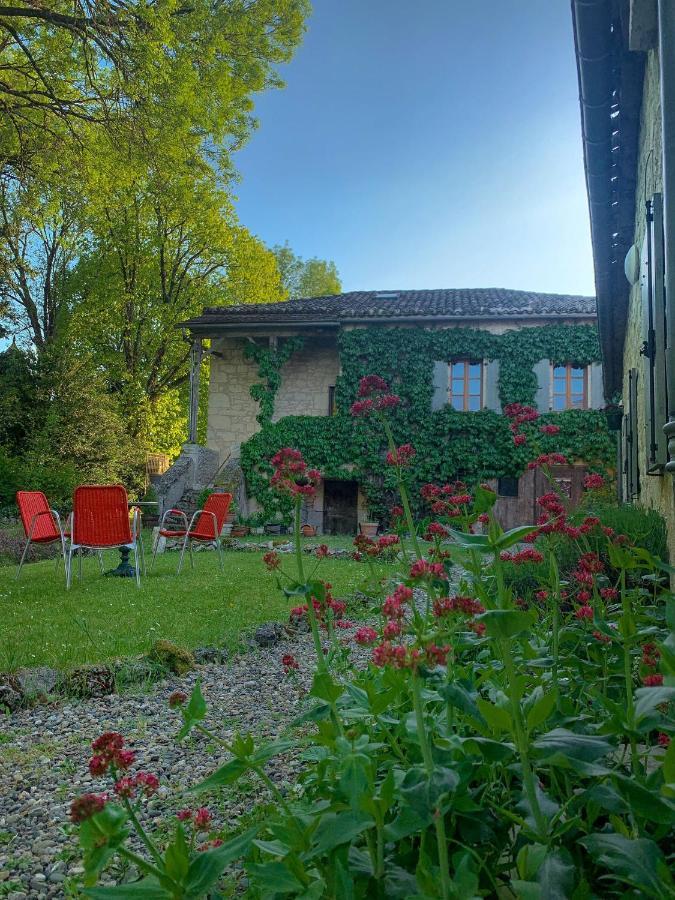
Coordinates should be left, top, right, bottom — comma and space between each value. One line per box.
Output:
447, 359, 484, 411
550, 363, 589, 411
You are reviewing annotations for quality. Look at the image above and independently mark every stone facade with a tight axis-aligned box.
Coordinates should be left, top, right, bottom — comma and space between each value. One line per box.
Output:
207, 336, 262, 462
273, 337, 340, 421
622, 48, 675, 545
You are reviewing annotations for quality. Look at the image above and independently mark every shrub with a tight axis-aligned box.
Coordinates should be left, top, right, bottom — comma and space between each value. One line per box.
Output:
149, 640, 195, 675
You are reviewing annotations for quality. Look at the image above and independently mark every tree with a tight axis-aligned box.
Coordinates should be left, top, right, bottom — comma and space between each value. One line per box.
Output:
272, 242, 342, 299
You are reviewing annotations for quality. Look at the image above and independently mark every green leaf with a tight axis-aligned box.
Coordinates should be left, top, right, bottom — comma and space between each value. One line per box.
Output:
177, 681, 207, 740
612, 774, 675, 825
664, 735, 675, 783
190, 757, 248, 792
533, 728, 613, 765
536, 848, 575, 900
477, 609, 537, 640
472, 483, 497, 514
185, 826, 258, 894
247, 861, 305, 893
252, 739, 295, 765
84, 880, 172, 898
581, 833, 673, 898
634, 686, 675, 725
493, 524, 539, 550
310, 670, 343, 703
527, 690, 557, 731
476, 698, 512, 733
447, 527, 492, 551
164, 825, 189, 884
308, 811, 374, 857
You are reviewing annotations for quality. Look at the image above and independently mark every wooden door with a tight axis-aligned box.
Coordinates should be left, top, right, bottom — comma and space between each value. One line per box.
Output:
323, 480, 358, 535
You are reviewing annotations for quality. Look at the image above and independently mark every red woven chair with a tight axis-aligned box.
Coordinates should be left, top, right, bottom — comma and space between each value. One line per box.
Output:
170, 492, 232, 575
67, 485, 143, 589
15, 491, 68, 579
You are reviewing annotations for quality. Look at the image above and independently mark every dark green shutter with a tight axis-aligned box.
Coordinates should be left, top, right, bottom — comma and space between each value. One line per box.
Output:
627, 368, 640, 498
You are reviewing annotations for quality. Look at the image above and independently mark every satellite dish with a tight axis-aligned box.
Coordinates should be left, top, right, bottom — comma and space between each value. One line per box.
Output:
624, 244, 640, 285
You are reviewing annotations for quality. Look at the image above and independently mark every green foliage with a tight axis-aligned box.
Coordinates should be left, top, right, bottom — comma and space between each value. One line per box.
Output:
272, 242, 342, 299
241, 324, 614, 521
244, 336, 305, 425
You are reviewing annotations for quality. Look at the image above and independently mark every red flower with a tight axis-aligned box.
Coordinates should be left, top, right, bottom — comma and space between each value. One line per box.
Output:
499, 549, 544, 565
377, 534, 400, 550
477, 513, 490, 525
357, 375, 389, 397
577, 590, 591, 603
355, 626, 378, 646
281, 654, 299, 672
263, 551, 281, 571
70, 793, 107, 824
91, 732, 124, 754
535, 590, 549, 601
600, 588, 618, 601
375, 394, 401, 410
409, 559, 446, 581
575, 605, 593, 620
386, 443, 416, 467
114, 776, 136, 799
177, 809, 193, 822
433, 595, 485, 617
350, 398, 374, 416
583, 473, 605, 490
115, 749, 135, 770
503, 403, 540, 424
527, 453, 569, 470
592, 630, 611, 644
194, 808, 212, 831
315, 544, 330, 559
390, 505, 404, 519
383, 621, 402, 638
269, 448, 321, 499
513, 434, 527, 446
135, 773, 160, 796
424, 522, 449, 540
425, 644, 450, 666
658, 733, 671, 747
539, 424, 560, 435
168, 691, 188, 708
89, 755, 109, 777
642, 673, 664, 686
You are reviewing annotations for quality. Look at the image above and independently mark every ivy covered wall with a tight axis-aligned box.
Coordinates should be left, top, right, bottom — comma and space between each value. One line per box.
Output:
240, 324, 614, 522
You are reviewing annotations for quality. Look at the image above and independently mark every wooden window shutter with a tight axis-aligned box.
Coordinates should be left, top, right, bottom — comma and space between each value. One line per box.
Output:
641, 194, 668, 472
431, 361, 448, 411
627, 368, 640, 498
484, 360, 501, 412
620, 414, 629, 500
533, 359, 551, 412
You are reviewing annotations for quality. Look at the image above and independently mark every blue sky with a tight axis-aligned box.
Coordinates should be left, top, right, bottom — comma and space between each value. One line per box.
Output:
234, 0, 595, 297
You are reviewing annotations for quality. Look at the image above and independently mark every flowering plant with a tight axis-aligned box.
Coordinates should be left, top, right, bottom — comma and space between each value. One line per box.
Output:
71, 376, 674, 898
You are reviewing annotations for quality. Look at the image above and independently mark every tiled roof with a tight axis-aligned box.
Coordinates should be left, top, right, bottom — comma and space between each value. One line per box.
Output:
182, 288, 596, 330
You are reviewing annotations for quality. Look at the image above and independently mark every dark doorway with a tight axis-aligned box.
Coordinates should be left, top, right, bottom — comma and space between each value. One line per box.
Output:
323, 480, 358, 535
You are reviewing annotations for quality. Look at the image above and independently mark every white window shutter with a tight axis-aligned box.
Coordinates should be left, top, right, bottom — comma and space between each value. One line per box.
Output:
589, 363, 604, 409
534, 359, 551, 412
431, 361, 448, 411
484, 360, 501, 412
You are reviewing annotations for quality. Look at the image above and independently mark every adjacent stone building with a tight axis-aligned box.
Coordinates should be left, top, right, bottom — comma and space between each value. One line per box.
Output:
172, 288, 607, 533
572, 0, 675, 545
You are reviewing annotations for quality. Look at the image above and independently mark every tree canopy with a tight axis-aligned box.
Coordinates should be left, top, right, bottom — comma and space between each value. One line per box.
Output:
272, 241, 342, 299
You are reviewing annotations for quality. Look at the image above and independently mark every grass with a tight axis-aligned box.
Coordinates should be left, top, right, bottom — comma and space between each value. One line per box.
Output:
0, 536, 391, 671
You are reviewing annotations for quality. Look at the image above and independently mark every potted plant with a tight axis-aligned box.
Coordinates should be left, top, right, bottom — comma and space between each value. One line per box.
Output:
250, 512, 266, 535
231, 515, 250, 538
301, 523, 316, 537
225, 499, 237, 525
359, 520, 379, 538
603, 399, 623, 431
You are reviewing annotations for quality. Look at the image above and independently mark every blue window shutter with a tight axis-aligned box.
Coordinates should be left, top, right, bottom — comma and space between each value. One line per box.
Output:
534, 359, 551, 412
589, 363, 604, 409
431, 361, 448, 411
484, 360, 501, 412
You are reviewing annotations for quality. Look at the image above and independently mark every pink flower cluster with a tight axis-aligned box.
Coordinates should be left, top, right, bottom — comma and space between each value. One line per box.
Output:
263, 550, 281, 571
282, 653, 300, 673
269, 448, 322, 499
433, 595, 485, 617
583, 473, 605, 490
499, 548, 544, 565
409, 558, 447, 581
527, 453, 569, 470
289, 581, 346, 628
177, 807, 213, 831
114, 772, 160, 799
350, 375, 402, 416
386, 443, 416, 467
353, 532, 400, 558
372, 641, 450, 669
88, 732, 135, 777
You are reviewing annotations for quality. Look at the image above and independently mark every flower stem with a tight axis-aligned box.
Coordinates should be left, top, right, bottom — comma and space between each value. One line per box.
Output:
382, 417, 422, 559
620, 569, 640, 776
411, 674, 451, 900
121, 796, 164, 867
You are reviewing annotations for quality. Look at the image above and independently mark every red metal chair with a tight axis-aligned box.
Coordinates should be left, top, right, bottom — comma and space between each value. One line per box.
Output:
15, 491, 68, 579
150, 507, 189, 570
153, 493, 231, 574
67, 485, 143, 589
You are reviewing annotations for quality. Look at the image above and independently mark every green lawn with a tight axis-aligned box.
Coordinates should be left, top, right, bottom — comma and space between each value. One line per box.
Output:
0, 540, 390, 671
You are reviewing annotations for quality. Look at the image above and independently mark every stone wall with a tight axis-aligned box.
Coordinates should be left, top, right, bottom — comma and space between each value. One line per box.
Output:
622, 48, 675, 547
207, 336, 261, 462
273, 338, 340, 421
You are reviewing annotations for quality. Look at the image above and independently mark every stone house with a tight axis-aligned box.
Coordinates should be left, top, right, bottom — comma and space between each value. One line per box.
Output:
572, 0, 675, 545
167, 288, 607, 533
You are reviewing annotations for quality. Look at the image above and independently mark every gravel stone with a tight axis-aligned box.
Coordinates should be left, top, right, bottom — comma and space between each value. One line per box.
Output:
0, 626, 368, 895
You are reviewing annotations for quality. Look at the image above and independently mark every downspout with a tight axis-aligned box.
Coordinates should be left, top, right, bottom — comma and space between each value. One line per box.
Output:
659, 0, 675, 471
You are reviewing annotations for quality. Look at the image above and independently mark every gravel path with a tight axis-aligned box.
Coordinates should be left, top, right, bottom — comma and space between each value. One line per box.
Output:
0, 627, 368, 898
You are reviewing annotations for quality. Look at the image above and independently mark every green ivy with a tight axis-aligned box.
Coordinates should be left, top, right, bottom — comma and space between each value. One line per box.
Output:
243, 336, 305, 425
240, 324, 615, 522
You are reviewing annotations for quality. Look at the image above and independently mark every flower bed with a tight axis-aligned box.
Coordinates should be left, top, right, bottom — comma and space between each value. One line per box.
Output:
68, 379, 674, 898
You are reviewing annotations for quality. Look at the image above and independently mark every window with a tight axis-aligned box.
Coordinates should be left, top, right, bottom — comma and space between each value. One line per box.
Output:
497, 476, 519, 497
552, 364, 588, 410
448, 360, 483, 411
328, 386, 337, 416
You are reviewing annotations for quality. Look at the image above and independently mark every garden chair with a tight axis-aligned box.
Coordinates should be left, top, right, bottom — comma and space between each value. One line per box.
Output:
161, 492, 232, 575
67, 485, 143, 589
15, 491, 68, 579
